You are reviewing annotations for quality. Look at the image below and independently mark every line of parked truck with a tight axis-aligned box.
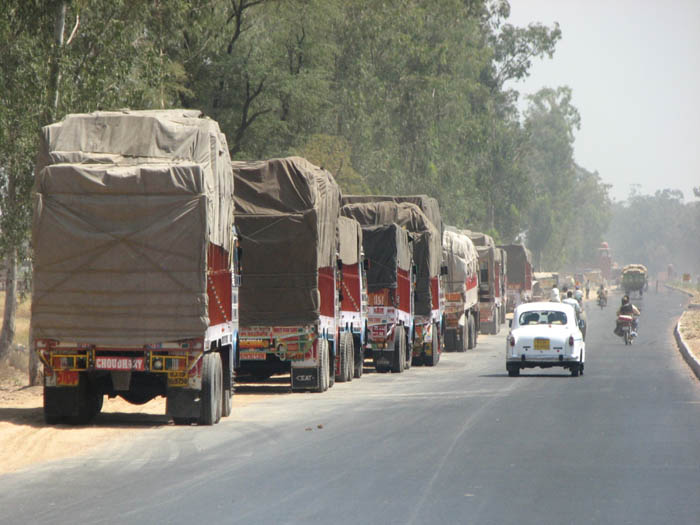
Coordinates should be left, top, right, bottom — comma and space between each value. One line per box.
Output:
31, 110, 533, 425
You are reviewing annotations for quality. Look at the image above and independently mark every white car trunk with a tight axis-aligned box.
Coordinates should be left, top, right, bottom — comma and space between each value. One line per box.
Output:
512, 325, 574, 359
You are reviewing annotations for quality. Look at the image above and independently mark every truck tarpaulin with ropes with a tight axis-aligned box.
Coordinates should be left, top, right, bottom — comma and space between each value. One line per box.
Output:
341, 198, 443, 367
234, 157, 342, 392
464, 230, 506, 335
33, 110, 240, 425
442, 229, 480, 352
498, 243, 533, 313
622, 264, 648, 297
349, 221, 414, 373
336, 216, 367, 381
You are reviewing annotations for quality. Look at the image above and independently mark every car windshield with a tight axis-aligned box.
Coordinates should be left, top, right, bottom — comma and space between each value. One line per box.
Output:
518, 310, 567, 326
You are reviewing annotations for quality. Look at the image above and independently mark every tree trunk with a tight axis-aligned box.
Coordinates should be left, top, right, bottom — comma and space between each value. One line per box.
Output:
0, 251, 17, 360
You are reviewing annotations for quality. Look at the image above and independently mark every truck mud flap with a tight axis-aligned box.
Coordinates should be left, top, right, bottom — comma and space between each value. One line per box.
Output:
291, 367, 319, 391
166, 389, 200, 419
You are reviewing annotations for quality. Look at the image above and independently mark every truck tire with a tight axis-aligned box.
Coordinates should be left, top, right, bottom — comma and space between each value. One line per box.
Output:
353, 335, 364, 379
391, 326, 405, 373
457, 321, 467, 352
43, 387, 64, 424
45, 374, 103, 425
467, 315, 476, 350
337, 332, 353, 382
425, 323, 440, 367
199, 352, 223, 425
404, 332, 411, 370
221, 384, 232, 418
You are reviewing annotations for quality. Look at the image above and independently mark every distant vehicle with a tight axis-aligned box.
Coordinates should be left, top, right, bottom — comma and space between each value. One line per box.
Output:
465, 231, 505, 335
506, 302, 586, 377
532, 272, 559, 302
621, 264, 648, 297
498, 243, 533, 313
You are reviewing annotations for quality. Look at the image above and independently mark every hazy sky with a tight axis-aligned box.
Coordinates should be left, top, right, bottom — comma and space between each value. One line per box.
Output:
507, 0, 700, 202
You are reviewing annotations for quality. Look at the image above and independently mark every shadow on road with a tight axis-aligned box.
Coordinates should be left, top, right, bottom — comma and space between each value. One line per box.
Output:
0, 406, 171, 428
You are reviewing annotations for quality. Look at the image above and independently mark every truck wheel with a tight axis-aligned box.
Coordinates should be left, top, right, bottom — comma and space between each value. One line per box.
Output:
337, 332, 353, 382
458, 321, 467, 352
347, 336, 354, 382
199, 352, 223, 425
404, 333, 411, 370
314, 339, 330, 392
221, 384, 232, 418
467, 315, 476, 350
391, 326, 405, 373
507, 365, 520, 377
353, 335, 364, 378
430, 323, 441, 366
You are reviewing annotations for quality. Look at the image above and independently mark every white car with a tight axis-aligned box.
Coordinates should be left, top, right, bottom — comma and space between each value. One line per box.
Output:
506, 302, 586, 377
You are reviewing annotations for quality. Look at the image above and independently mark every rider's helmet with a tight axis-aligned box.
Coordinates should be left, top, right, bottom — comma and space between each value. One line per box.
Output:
621, 295, 630, 305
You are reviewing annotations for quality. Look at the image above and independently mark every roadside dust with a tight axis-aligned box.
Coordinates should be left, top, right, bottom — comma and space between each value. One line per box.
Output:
0, 363, 275, 475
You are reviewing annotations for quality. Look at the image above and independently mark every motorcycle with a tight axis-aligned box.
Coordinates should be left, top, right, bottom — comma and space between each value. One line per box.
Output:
597, 293, 607, 309
616, 314, 637, 345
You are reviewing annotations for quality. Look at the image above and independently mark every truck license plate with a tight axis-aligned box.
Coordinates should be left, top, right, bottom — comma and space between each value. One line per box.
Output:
534, 338, 550, 350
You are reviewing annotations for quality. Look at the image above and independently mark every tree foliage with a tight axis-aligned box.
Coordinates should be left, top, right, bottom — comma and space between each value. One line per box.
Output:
0, 0, 621, 362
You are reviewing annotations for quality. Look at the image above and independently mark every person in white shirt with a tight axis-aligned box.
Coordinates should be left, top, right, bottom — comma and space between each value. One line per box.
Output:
549, 286, 561, 302
563, 290, 586, 339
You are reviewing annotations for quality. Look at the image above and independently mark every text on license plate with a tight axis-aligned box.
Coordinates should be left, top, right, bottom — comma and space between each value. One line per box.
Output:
534, 338, 550, 351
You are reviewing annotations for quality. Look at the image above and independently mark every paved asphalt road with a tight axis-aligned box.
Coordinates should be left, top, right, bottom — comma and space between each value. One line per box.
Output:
1, 288, 699, 525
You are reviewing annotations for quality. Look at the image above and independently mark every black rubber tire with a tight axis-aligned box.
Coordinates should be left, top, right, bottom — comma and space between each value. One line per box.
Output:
507, 366, 520, 377
347, 334, 354, 382
337, 332, 353, 382
221, 386, 232, 418
199, 352, 222, 425
457, 320, 467, 352
353, 336, 364, 379
173, 417, 195, 425
404, 333, 411, 370
391, 326, 406, 373
466, 315, 474, 350
315, 339, 330, 392
571, 365, 580, 377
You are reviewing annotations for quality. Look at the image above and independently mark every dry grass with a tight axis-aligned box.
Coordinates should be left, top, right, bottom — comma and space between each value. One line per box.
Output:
0, 292, 31, 375
669, 280, 700, 302
680, 310, 700, 363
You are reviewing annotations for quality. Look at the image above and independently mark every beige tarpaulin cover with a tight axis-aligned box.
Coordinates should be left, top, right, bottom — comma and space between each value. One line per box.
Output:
338, 216, 362, 266
498, 244, 532, 285
233, 157, 341, 325
442, 229, 478, 294
37, 109, 234, 251
32, 110, 233, 345
340, 201, 439, 316
342, 194, 443, 237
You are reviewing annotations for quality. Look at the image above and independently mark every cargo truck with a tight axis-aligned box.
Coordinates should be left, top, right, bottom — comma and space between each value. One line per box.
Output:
621, 264, 648, 298
33, 110, 239, 425
234, 157, 345, 392
498, 243, 533, 313
351, 222, 414, 373
442, 229, 480, 351
337, 216, 368, 380
342, 199, 444, 366
465, 231, 505, 335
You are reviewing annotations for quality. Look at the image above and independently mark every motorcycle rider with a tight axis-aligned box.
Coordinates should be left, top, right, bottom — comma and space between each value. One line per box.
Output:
573, 285, 584, 305
597, 284, 607, 305
615, 295, 640, 336
563, 290, 586, 339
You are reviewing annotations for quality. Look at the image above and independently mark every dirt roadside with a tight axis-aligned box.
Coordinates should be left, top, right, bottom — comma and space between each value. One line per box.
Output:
0, 363, 272, 475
